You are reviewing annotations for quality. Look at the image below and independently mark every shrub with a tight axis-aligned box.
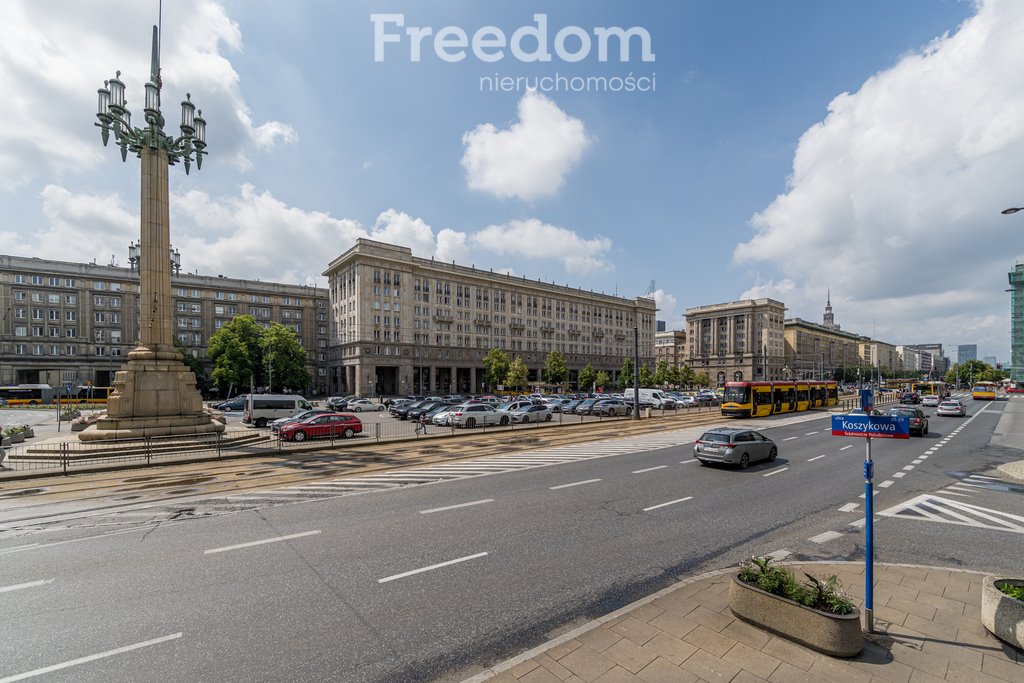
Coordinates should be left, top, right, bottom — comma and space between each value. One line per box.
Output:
999, 582, 1024, 602
737, 556, 855, 616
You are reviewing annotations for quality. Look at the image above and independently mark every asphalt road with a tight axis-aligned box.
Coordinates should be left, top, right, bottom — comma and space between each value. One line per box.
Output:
1, 395, 1021, 682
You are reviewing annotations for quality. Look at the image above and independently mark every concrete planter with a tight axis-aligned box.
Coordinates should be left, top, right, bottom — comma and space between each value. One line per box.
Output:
1, 436, 10, 448
729, 576, 863, 657
70, 421, 88, 432
982, 576, 1024, 650
6, 431, 25, 444
22, 427, 34, 439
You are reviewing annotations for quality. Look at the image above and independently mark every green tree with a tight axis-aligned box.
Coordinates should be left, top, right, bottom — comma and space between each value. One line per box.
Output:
619, 357, 635, 389
505, 357, 529, 391
946, 360, 1006, 386
483, 348, 511, 390
595, 370, 611, 390
665, 365, 682, 388
654, 360, 670, 386
678, 364, 695, 388
638, 363, 655, 388
207, 315, 264, 395
693, 370, 712, 388
578, 363, 597, 391
263, 322, 310, 392
544, 350, 569, 387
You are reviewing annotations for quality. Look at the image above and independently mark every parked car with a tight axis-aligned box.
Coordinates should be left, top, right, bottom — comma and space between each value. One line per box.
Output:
936, 400, 967, 417
345, 398, 383, 412
393, 399, 433, 419
431, 404, 465, 426
674, 395, 699, 408
694, 428, 778, 469
591, 399, 631, 417
325, 395, 356, 411
243, 394, 313, 427
271, 408, 333, 433
887, 406, 929, 436
278, 413, 363, 442
450, 404, 507, 428
407, 400, 453, 421
899, 392, 921, 405
921, 394, 941, 407
573, 398, 601, 415
510, 405, 552, 423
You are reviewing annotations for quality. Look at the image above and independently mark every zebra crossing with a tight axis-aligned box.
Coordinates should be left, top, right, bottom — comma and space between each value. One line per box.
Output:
876, 492, 1024, 534
219, 431, 699, 510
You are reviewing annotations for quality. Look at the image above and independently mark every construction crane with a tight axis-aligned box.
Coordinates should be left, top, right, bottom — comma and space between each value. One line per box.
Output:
644, 280, 656, 297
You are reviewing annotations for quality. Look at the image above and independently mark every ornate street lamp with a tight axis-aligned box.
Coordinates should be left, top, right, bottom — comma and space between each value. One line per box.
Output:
82, 23, 222, 441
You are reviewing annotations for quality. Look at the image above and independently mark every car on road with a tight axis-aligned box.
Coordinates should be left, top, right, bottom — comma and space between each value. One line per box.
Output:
278, 413, 363, 442
921, 394, 940, 407
510, 404, 552, 423
214, 396, 249, 411
848, 408, 885, 416
270, 408, 333, 433
887, 406, 929, 436
346, 398, 384, 412
937, 400, 967, 417
694, 428, 778, 469
450, 404, 507, 428
899, 392, 921, 405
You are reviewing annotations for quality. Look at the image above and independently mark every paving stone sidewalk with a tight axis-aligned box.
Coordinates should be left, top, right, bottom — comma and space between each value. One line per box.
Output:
464, 562, 1023, 683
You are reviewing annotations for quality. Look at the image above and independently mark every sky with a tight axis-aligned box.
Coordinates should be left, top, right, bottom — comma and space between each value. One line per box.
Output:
1, 0, 1022, 364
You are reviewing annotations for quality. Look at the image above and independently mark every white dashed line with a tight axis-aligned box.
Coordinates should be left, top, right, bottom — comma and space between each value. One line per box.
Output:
643, 496, 693, 512
839, 503, 860, 513
549, 479, 602, 490
680, 459, 699, 465
809, 531, 844, 544
782, 437, 799, 442
0, 578, 54, 594
0, 633, 183, 683
808, 455, 826, 462
204, 530, 321, 555
633, 465, 669, 474
879, 480, 894, 488
805, 431, 819, 436
378, 552, 488, 584
903, 465, 915, 471
419, 499, 494, 514
892, 472, 906, 478
763, 468, 789, 478
912, 459, 923, 465
840, 445, 853, 451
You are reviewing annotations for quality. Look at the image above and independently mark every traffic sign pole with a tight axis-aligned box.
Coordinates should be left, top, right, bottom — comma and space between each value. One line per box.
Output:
864, 436, 874, 633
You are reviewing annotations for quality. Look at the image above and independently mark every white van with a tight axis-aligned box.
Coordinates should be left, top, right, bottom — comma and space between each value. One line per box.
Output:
243, 394, 313, 428
629, 388, 675, 408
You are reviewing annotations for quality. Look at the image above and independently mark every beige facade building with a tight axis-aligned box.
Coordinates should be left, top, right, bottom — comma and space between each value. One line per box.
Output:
323, 240, 656, 396
684, 298, 786, 385
655, 329, 687, 368
859, 340, 900, 376
783, 318, 866, 380
0, 254, 329, 393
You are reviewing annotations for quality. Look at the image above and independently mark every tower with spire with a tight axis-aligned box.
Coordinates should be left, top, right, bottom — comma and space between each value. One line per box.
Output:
823, 290, 840, 330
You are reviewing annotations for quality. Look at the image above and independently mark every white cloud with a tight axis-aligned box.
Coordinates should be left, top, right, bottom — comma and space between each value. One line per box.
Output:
733, 0, 1024, 359
471, 218, 613, 274
0, 0, 296, 190
651, 288, 685, 329
461, 90, 592, 201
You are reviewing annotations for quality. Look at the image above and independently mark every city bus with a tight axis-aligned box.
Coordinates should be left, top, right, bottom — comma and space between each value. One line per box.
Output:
912, 381, 949, 399
721, 380, 838, 418
971, 381, 998, 401
0, 384, 55, 405
71, 386, 112, 405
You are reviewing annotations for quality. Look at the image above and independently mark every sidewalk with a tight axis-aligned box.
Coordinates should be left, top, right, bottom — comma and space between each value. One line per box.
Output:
466, 562, 1023, 683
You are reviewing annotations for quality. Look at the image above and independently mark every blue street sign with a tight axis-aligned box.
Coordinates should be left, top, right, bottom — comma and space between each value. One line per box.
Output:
860, 388, 874, 411
832, 414, 910, 439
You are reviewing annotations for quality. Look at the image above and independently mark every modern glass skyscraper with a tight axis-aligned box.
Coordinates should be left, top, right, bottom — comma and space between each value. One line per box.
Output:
958, 344, 978, 362
1009, 264, 1024, 382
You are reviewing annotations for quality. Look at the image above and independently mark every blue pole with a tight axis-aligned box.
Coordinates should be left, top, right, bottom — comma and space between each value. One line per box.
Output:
864, 436, 874, 633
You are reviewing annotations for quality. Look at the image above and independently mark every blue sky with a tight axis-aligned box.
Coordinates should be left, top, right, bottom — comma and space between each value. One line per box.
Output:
3, 0, 1022, 363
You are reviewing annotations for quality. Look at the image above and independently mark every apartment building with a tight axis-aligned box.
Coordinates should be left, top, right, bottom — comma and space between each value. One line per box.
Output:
684, 298, 786, 385
0, 255, 329, 392
782, 318, 865, 379
322, 240, 657, 396
655, 329, 687, 368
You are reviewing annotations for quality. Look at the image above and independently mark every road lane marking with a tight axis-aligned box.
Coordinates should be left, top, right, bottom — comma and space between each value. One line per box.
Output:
782, 437, 799, 441
766, 549, 791, 560
941, 490, 972, 497
839, 503, 860, 512
643, 496, 693, 512
807, 455, 826, 462
0, 579, 54, 594
680, 459, 699, 464
204, 530, 320, 555
763, 467, 789, 477
849, 518, 866, 527
879, 480, 894, 488
805, 431, 819, 436
925, 449, 937, 454
919, 455, 928, 459
632, 465, 668, 474
808, 531, 844, 544
549, 479, 601, 490
893, 472, 906, 478
0, 544, 39, 556
912, 459, 923, 464
378, 552, 488, 583
858, 490, 879, 498
419, 499, 494, 514
971, 475, 1000, 480
840, 445, 853, 451
0, 632, 182, 683
903, 465, 915, 471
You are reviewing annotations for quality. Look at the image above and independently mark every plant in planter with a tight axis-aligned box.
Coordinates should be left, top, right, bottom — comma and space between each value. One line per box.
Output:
730, 556, 862, 657
4, 426, 26, 444
21, 424, 34, 438
982, 576, 1024, 650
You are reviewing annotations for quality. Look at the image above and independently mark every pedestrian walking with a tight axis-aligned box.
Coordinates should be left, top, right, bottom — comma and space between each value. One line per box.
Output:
415, 414, 429, 435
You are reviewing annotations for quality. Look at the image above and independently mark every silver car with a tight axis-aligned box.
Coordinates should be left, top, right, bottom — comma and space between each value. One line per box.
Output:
694, 428, 778, 469
510, 405, 552, 423
936, 400, 967, 417
450, 404, 508, 428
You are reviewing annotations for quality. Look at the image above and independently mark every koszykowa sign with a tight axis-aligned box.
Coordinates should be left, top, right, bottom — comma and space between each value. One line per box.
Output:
831, 415, 910, 439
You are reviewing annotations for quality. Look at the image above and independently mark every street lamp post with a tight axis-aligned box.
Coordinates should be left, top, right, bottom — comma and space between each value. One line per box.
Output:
82, 22, 222, 441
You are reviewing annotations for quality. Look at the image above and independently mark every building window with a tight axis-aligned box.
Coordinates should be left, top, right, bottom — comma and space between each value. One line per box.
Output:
94, 281, 105, 290
65, 328, 77, 338
64, 278, 75, 287
32, 275, 44, 285
65, 294, 76, 304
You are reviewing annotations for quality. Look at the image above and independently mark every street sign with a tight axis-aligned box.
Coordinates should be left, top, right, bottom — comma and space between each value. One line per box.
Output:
860, 388, 874, 411
831, 414, 910, 439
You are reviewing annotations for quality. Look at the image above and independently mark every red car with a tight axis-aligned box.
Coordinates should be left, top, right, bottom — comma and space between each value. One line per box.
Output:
278, 413, 362, 442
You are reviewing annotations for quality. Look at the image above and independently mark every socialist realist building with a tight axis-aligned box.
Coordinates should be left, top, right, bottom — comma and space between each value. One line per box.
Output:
323, 239, 657, 396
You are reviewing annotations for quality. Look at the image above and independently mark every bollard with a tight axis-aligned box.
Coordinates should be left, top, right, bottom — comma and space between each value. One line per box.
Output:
62, 442, 68, 475
217, 431, 223, 460
145, 436, 152, 466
